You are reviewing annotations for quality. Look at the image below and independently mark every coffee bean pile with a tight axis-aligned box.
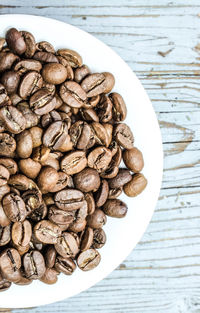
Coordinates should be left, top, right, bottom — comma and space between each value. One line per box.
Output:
0, 28, 147, 290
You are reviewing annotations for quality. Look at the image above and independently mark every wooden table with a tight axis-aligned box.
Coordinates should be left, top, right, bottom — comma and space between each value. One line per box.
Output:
0, 1, 200, 312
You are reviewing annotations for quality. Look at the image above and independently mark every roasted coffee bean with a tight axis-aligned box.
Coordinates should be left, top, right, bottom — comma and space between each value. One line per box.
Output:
11, 220, 32, 247
87, 209, 107, 229
19, 71, 43, 99
0, 84, 10, 107
34, 220, 61, 244
96, 94, 112, 123
32, 146, 50, 163
108, 169, 132, 189
69, 121, 91, 150
54, 94, 63, 109
29, 202, 47, 222
16, 130, 33, 159
29, 234, 43, 251
74, 168, 100, 193
68, 218, 87, 233
36, 41, 55, 53
23, 250, 46, 279
29, 88, 56, 115
42, 63, 68, 85
3, 193, 27, 222
10, 93, 22, 105
84, 193, 95, 215
91, 122, 109, 147
43, 121, 68, 150
55, 232, 79, 258
109, 92, 127, 122
33, 51, 59, 63
108, 187, 122, 199
40, 268, 58, 285
14, 59, 42, 75
41, 110, 61, 128
15, 270, 32, 285
74, 64, 90, 83
47, 172, 69, 193
77, 249, 101, 271
22, 189, 42, 215
19, 158, 41, 179
81, 227, 93, 251
0, 106, 26, 134
40, 154, 60, 171
37, 166, 59, 193
92, 228, 106, 249
57, 49, 82, 68
81, 72, 115, 97
1, 71, 20, 94
54, 189, 85, 211
48, 205, 74, 226
81, 108, 99, 122
61, 151, 87, 175
29, 126, 43, 148
103, 199, 128, 218
103, 123, 113, 146
0, 274, 11, 292
21, 30, 36, 57
8, 174, 36, 191
0, 225, 11, 246
0, 185, 10, 201
123, 173, 147, 197
123, 147, 144, 173
94, 179, 109, 207
0, 165, 10, 186
17, 102, 39, 129
55, 256, 76, 275
88, 147, 112, 173
114, 123, 134, 149
0, 204, 10, 227
0, 52, 19, 72
6, 28, 26, 55
45, 246, 57, 268
0, 248, 21, 282
60, 81, 87, 108
0, 133, 16, 157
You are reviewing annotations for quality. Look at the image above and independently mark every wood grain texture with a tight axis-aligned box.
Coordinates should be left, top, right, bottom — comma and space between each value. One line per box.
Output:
0, 0, 199, 312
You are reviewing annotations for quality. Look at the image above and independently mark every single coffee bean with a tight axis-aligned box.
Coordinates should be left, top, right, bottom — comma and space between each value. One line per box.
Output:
0, 159, 17, 177
0, 133, 16, 157
123, 147, 144, 173
14, 59, 42, 75
22, 189, 42, 215
19, 158, 41, 179
55, 256, 76, 275
48, 171, 68, 193
108, 187, 122, 199
45, 246, 57, 268
29, 202, 47, 222
41, 110, 61, 128
33, 51, 59, 63
16, 130, 33, 159
60, 81, 87, 108
0, 274, 11, 292
6, 28, 26, 55
74, 168, 100, 193
34, 220, 61, 244
0, 248, 21, 282
37, 166, 59, 193
43, 121, 68, 150
92, 228, 106, 249
40, 268, 58, 285
69, 121, 91, 150
29, 88, 56, 115
81, 108, 99, 122
11, 220, 32, 247
74, 64, 90, 83
23, 250, 46, 279
108, 169, 132, 189
0, 204, 10, 227
96, 94, 113, 123
85, 192, 95, 215
19, 71, 43, 100
42, 63, 68, 85
87, 209, 107, 229
102, 199, 128, 218
32, 146, 50, 163
0, 52, 19, 72
88, 147, 112, 173
94, 179, 109, 207
114, 123, 134, 149
48, 205, 74, 226
0, 225, 11, 246
29, 126, 43, 148
8, 174, 36, 191
77, 249, 101, 271
81, 227, 93, 251
54, 232, 79, 258
123, 173, 147, 197
0, 106, 26, 134
36, 41, 55, 53
57, 49, 82, 68
17, 102, 39, 129
3, 193, 27, 222
0, 165, 10, 186
20, 30, 36, 58
103, 123, 113, 147
1, 71, 20, 94
40, 154, 60, 171
109, 92, 127, 122
81, 72, 115, 97
61, 151, 87, 175
91, 122, 109, 147
54, 188, 85, 211
0, 185, 10, 201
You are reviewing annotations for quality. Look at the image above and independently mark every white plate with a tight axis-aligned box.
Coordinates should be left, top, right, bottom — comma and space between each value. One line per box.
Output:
0, 14, 163, 308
